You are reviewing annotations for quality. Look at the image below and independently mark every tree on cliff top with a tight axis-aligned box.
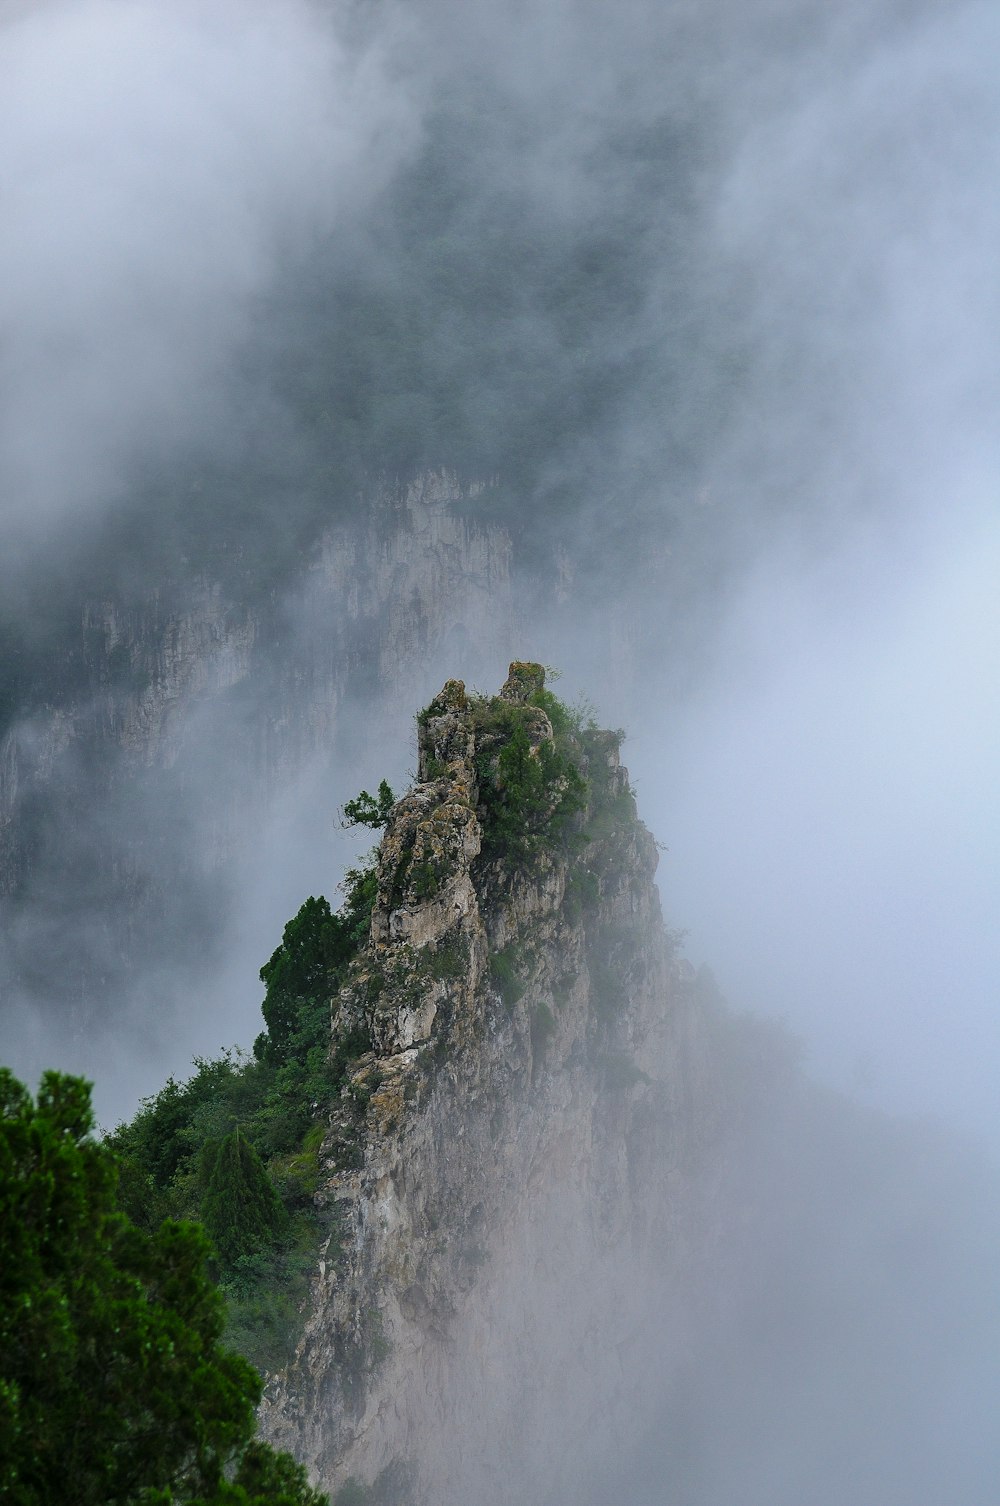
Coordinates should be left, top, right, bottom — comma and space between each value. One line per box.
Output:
0, 1068, 326, 1506
256, 879, 378, 1068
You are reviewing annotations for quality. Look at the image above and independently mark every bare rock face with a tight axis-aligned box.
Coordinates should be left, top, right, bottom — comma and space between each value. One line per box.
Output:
259, 666, 712, 1505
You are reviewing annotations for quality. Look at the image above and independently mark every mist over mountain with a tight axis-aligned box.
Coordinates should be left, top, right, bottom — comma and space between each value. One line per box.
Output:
1, 5, 999, 1495
91, 664, 1000, 1505
0, 0, 995, 1115
1, 0, 997, 1143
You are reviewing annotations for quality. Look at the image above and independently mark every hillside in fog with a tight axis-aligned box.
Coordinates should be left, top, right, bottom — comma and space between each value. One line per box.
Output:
1, 0, 998, 1151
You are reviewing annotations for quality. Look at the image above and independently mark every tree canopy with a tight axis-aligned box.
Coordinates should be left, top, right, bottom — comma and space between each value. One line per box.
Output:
0, 1068, 327, 1506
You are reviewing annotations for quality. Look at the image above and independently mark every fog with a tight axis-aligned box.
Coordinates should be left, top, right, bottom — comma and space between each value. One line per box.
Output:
0, 0, 412, 540
1, 0, 999, 1498
622, 0, 1000, 1150
642, 490, 1000, 1145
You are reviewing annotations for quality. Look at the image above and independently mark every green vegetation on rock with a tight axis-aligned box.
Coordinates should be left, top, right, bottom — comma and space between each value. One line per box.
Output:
474, 710, 587, 866
457, 671, 634, 884
3, 664, 658, 1506
341, 781, 396, 831
489, 944, 526, 1011
202, 1128, 290, 1269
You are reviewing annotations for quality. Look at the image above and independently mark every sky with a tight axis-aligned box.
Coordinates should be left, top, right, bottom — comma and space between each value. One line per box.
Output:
638, 481, 1000, 1139
626, 0, 1000, 1149
0, 0, 413, 538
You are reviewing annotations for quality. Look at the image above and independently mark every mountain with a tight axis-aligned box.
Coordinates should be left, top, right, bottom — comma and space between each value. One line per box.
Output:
252, 665, 1000, 1505
5, 0, 997, 1150
0, 476, 518, 1101
259, 661, 704, 1500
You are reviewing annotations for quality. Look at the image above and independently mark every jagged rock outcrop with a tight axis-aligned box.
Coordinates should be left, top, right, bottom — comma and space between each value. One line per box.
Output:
0, 465, 677, 1084
260, 666, 714, 1506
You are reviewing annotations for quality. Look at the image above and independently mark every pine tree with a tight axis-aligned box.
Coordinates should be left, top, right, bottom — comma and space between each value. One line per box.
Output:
0, 1069, 325, 1505
201, 1127, 288, 1269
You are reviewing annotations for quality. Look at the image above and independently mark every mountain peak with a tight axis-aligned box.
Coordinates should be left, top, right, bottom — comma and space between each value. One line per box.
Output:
260, 667, 680, 1503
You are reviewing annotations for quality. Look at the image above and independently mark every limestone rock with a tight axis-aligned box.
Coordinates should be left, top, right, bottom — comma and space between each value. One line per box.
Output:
259, 666, 714, 1506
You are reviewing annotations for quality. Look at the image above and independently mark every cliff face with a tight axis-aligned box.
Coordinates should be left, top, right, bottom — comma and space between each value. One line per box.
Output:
260, 665, 714, 1505
0, 473, 515, 1023
2, 472, 512, 820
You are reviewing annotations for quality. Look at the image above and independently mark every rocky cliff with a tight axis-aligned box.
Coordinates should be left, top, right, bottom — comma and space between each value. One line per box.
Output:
0, 462, 677, 1087
259, 664, 722, 1505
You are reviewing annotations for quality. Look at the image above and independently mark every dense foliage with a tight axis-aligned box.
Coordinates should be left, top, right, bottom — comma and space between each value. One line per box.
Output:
257, 893, 371, 1069
0, 1069, 326, 1506
341, 781, 396, 831
469, 687, 595, 868
476, 714, 586, 864
202, 1129, 289, 1268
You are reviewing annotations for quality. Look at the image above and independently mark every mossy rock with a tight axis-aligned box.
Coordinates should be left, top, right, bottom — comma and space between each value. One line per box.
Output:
500, 661, 546, 703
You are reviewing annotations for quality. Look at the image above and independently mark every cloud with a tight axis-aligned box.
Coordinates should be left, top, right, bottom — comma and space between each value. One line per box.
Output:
0, 0, 413, 540
641, 486, 1000, 1148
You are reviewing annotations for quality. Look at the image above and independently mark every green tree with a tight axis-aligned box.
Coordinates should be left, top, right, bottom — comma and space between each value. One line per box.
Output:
256, 882, 378, 1069
0, 1069, 326, 1506
341, 780, 395, 830
201, 1128, 288, 1270
257, 896, 343, 1066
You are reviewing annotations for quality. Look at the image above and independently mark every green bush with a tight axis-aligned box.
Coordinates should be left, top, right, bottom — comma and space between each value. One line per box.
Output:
341, 781, 396, 830
424, 936, 468, 981
564, 868, 600, 921
220, 1231, 321, 1376
201, 1129, 288, 1271
257, 890, 373, 1068
490, 946, 525, 1010
108, 854, 379, 1376
474, 704, 587, 867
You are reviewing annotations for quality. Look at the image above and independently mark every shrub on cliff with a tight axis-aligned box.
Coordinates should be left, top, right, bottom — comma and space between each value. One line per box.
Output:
107, 857, 380, 1373
257, 895, 355, 1067
472, 701, 587, 866
341, 780, 396, 830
